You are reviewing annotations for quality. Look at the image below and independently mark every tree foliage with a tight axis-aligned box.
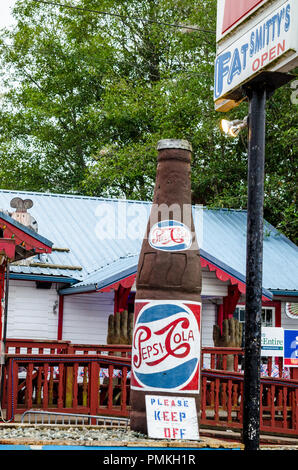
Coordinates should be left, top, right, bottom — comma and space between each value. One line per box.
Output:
0, 0, 297, 242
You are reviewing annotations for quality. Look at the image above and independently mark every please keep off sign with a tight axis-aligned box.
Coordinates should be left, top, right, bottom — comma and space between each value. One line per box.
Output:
145, 395, 199, 440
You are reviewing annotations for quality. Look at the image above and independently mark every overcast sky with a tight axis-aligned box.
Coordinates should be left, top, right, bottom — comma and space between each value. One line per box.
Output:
0, 0, 17, 29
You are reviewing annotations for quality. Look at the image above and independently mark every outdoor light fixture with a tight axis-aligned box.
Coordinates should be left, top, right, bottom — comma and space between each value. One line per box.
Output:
220, 116, 248, 137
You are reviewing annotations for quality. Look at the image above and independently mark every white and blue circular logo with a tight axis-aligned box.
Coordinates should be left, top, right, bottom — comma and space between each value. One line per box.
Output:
132, 300, 201, 392
148, 220, 192, 252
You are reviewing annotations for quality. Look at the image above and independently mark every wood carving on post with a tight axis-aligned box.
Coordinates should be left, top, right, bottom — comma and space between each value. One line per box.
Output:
107, 310, 134, 346
106, 286, 134, 406
213, 317, 243, 371
213, 284, 242, 371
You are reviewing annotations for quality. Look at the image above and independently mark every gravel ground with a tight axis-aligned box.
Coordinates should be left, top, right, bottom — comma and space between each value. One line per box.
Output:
0, 426, 153, 443
0, 425, 297, 449
0, 425, 210, 447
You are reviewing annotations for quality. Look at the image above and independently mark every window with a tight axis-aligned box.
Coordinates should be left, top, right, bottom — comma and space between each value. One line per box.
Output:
261, 308, 274, 327
233, 305, 275, 327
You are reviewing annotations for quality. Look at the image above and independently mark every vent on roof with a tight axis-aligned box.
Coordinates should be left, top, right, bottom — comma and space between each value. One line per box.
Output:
10, 197, 38, 232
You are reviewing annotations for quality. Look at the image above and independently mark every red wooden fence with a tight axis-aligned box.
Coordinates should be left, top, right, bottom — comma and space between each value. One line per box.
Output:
5, 339, 131, 357
2, 339, 298, 436
200, 369, 298, 436
4, 353, 130, 422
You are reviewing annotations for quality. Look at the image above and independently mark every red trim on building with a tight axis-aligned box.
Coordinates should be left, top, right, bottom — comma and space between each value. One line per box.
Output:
100, 274, 136, 293
201, 257, 246, 295
262, 300, 281, 327
97, 259, 253, 299
57, 295, 64, 341
0, 218, 51, 254
217, 285, 241, 332
0, 220, 52, 344
96, 258, 271, 303
114, 285, 132, 314
0, 264, 5, 342
0, 239, 16, 261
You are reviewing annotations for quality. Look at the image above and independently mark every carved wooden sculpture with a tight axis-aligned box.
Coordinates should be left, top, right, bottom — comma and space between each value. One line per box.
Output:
213, 317, 243, 371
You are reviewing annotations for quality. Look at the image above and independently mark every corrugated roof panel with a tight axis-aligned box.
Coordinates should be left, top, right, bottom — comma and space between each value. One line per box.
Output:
0, 189, 296, 292
200, 208, 298, 291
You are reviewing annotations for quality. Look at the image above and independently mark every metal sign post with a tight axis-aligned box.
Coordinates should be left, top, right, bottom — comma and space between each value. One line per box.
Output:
242, 84, 267, 450
214, 0, 298, 449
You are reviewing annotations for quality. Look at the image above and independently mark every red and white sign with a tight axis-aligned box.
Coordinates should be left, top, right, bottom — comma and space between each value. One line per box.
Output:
215, 0, 298, 111
131, 300, 201, 393
148, 220, 192, 252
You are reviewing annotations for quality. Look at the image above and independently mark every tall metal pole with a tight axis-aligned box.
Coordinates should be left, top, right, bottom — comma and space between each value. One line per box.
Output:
243, 84, 267, 450
0, 263, 10, 408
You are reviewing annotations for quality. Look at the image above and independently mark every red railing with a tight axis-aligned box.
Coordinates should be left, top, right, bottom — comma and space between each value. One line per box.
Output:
4, 353, 130, 422
5, 339, 131, 358
5, 338, 70, 355
2, 339, 298, 436
200, 369, 298, 436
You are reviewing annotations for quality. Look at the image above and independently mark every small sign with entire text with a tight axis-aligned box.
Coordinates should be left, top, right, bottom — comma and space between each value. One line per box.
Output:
261, 327, 284, 357
145, 395, 199, 441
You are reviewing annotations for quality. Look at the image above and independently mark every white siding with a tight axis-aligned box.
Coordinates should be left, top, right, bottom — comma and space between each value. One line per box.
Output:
201, 269, 229, 297
201, 300, 217, 348
7, 280, 59, 340
131, 269, 229, 298
62, 291, 114, 344
6, 271, 227, 347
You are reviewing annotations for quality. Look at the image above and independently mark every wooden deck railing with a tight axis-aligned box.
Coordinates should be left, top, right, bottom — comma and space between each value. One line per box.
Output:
4, 353, 130, 422
200, 369, 298, 436
2, 339, 298, 436
5, 339, 131, 358
5, 338, 71, 355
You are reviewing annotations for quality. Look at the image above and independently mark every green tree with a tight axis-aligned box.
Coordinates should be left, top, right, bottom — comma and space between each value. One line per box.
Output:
0, 0, 297, 242
0, 0, 117, 192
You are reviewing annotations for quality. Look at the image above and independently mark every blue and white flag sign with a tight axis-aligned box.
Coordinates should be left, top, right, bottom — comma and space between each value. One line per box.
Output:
214, 0, 298, 111
284, 329, 298, 367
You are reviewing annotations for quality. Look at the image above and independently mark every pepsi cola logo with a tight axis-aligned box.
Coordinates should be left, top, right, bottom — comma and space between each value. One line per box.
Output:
132, 301, 201, 391
148, 220, 192, 252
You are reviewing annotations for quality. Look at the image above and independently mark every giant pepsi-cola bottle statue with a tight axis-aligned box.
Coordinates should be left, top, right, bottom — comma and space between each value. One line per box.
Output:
130, 139, 202, 434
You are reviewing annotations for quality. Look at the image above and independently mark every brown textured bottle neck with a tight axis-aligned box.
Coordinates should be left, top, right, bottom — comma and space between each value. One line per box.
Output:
157, 148, 191, 164
153, 148, 192, 207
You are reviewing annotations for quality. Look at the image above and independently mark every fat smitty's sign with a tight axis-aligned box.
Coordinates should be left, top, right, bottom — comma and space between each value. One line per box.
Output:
214, 0, 298, 111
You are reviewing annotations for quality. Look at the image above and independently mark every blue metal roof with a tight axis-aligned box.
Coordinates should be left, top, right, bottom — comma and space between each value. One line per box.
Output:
0, 189, 296, 294
59, 249, 273, 300
60, 254, 140, 295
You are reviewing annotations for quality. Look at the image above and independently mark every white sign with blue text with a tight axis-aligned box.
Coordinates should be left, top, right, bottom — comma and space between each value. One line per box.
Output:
215, 0, 298, 111
261, 327, 284, 357
145, 395, 199, 440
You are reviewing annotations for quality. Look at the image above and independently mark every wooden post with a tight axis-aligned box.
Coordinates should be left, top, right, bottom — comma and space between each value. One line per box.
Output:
6, 358, 13, 421
65, 365, 73, 408
65, 346, 74, 408
89, 361, 99, 423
